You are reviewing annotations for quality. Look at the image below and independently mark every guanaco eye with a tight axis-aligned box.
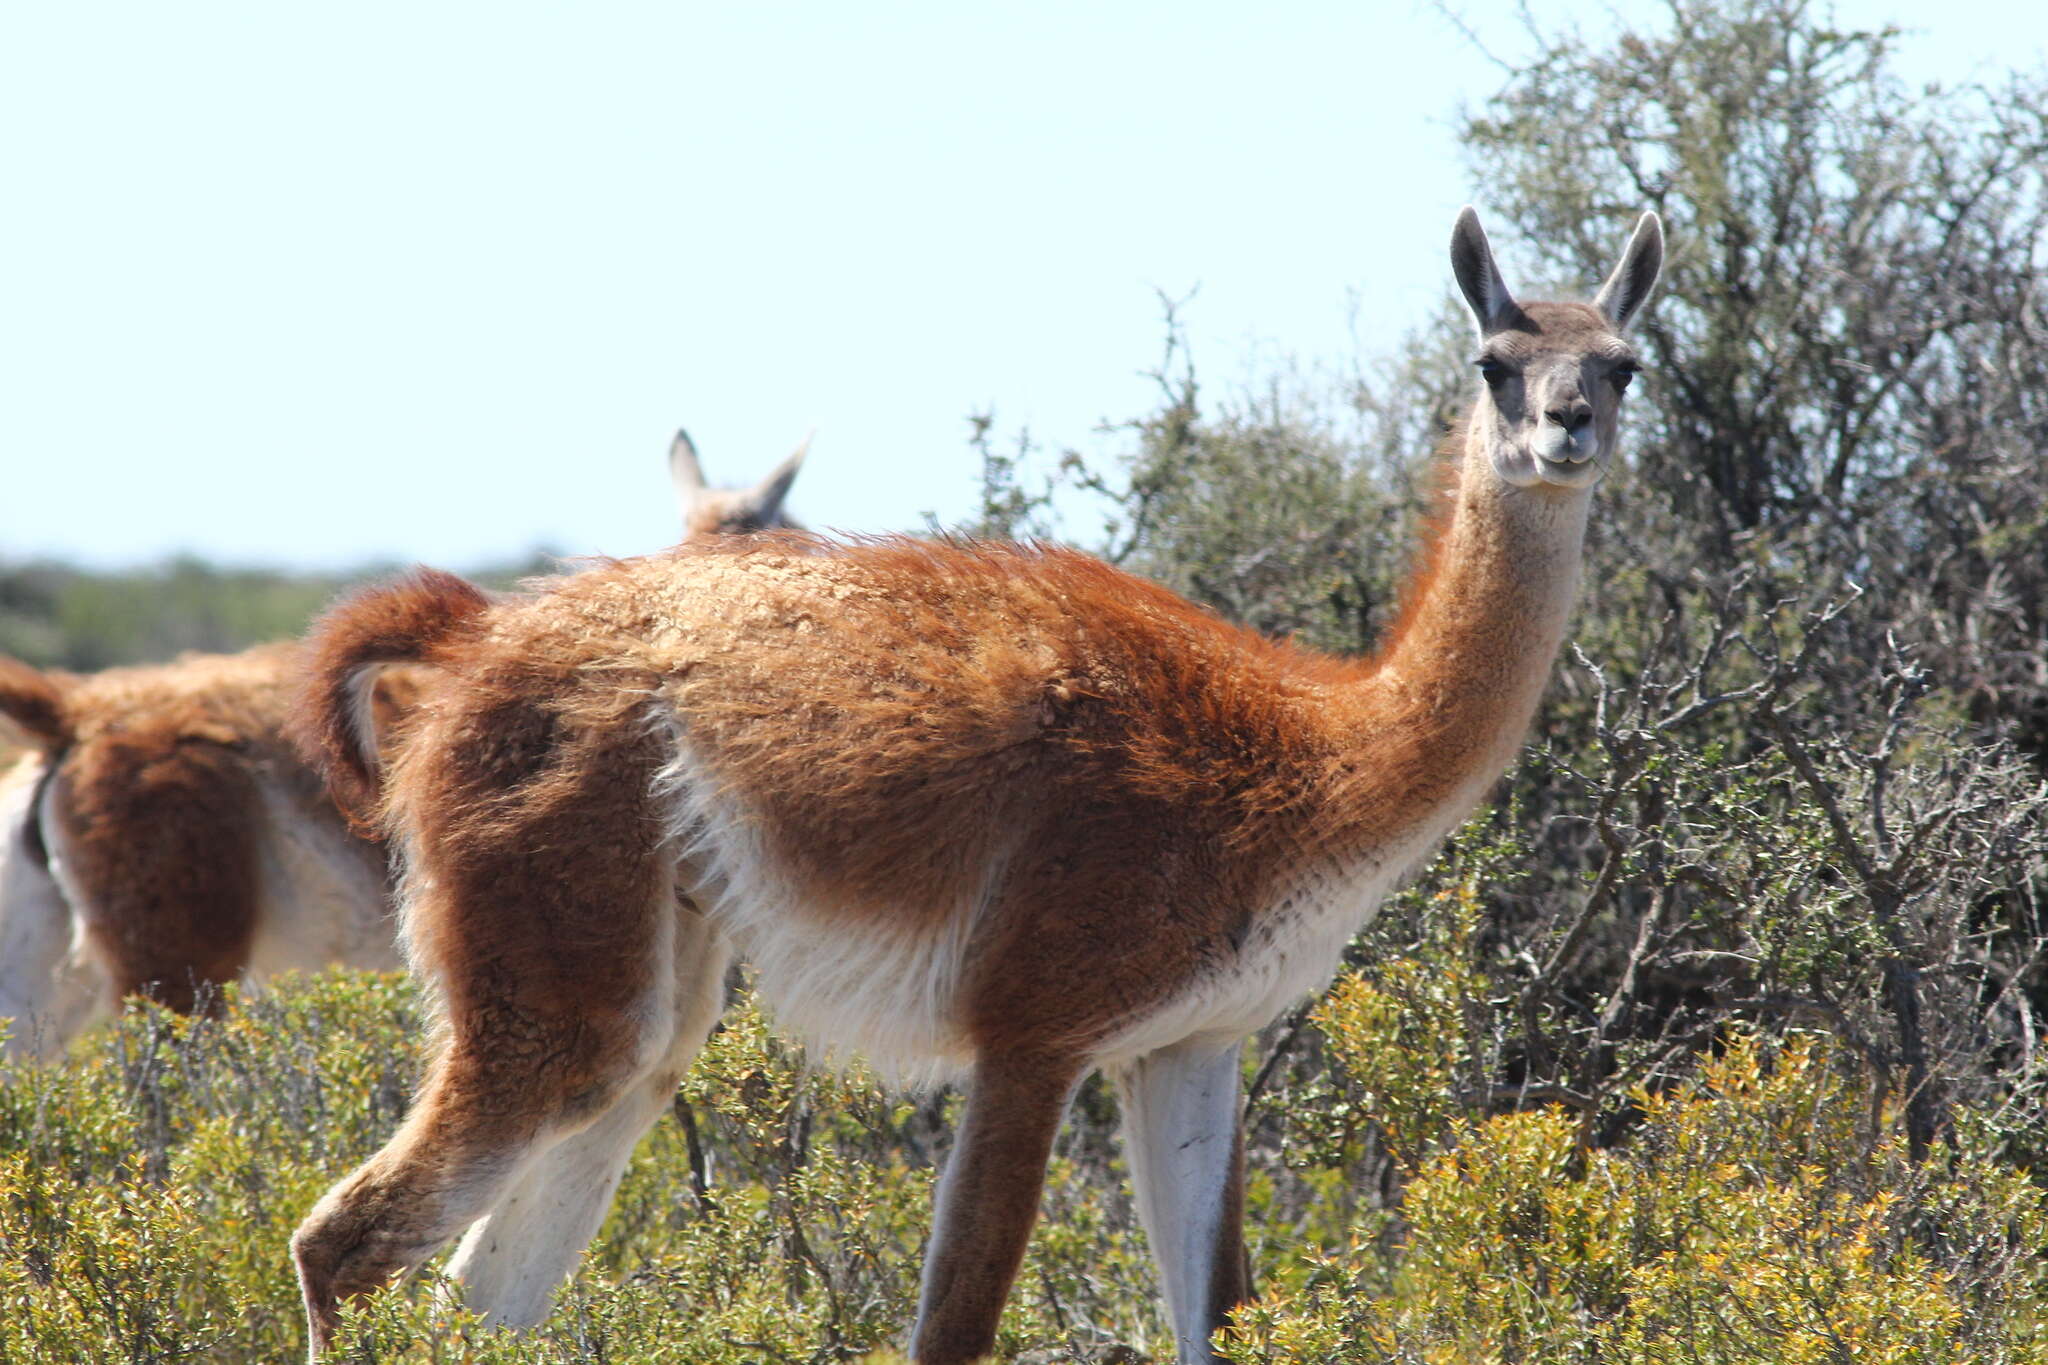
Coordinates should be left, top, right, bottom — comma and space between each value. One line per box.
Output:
1612, 360, 1640, 391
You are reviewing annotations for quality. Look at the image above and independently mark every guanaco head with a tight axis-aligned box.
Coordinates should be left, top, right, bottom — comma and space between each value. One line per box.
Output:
667, 428, 809, 538
1451, 206, 1663, 491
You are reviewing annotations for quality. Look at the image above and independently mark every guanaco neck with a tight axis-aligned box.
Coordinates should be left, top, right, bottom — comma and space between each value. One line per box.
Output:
1325, 416, 1593, 853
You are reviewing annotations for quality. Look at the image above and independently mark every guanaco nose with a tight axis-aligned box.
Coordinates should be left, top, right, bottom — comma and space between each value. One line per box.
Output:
1547, 400, 1593, 432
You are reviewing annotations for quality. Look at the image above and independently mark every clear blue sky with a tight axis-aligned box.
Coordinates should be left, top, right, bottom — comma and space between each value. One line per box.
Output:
3, 1, 2039, 571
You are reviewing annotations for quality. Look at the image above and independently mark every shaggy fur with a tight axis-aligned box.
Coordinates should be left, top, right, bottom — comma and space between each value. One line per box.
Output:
0, 644, 402, 1055
289, 209, 1663, 1364
0, 430, 809, 1063
287, 569, 492, 826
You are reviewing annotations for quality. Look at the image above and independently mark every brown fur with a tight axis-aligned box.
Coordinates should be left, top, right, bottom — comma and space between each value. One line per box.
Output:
3, 428, 780, 1062
294, 713, 676, 1348
351, 535, 1395, 1059
911, 1051, 1086, 1362
289, 210, 1661, 1363
1, 643, 401, 1043
0, 656, 74, 749
287, 568, 491, 826
57, 722, 264, 1010
9, 646, 317, 1013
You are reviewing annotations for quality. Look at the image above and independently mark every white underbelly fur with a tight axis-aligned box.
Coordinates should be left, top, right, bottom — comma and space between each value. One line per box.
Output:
245, 781, 403, 982
1092, 854, 1408, 1069
652, 722, 984, 1084
651, 709, 1458, 1083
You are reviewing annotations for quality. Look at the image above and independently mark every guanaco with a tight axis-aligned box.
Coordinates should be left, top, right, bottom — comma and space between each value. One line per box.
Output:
288, 208, 1660, 1363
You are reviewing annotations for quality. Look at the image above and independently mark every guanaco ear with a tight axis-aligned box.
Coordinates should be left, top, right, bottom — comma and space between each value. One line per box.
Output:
1594, 212, 1664, 329
1451, 206, 1519, 335
668, 428, 707, 505
739, 434, 809, 526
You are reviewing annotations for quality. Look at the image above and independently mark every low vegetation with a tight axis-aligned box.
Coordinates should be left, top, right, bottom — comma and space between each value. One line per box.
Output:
8, 961, 2048, 1361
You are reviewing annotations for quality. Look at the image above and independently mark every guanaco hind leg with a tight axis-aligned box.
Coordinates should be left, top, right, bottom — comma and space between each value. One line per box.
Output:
911, 1051, 1087, 1365
293, 717, 687, 1356
1109, 1037, 1251, 1365
293, 899, 699, 1354
293, 1060, 543, 1352
442, 905, 730, 1326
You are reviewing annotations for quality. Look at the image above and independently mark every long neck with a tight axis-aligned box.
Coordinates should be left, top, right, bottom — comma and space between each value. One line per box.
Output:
1329, 421, 1592, 849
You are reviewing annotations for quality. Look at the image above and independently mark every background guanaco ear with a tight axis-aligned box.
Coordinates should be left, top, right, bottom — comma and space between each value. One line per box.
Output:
1450, 206, 1519, 335
739, 435, 809, 526
668, 428, 708, 509
1594, 212, 1665, 329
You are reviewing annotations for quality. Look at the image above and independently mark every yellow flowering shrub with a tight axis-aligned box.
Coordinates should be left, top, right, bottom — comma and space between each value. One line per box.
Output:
4, 947, 2045, 1362
1313, 880, 1484, 1174
1224, 1032, 2048, 1364
0, 973, 1168, 1363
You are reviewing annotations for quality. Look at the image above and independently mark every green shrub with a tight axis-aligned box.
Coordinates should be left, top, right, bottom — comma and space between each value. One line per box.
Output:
0, 974, 1169, 1363
1224, 1032, 2048, 1364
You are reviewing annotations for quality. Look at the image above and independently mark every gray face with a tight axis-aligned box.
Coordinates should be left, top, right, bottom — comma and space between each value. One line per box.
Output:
685, 488, 797, 538
1448, 206, 1662, 492
1472, 302, 1641, 491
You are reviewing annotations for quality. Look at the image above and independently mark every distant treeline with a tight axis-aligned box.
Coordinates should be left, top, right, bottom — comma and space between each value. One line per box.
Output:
0, 553, 559, 672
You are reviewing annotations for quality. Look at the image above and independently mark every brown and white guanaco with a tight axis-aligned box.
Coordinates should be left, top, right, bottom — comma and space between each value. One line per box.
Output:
0, 432, 807, 1061
287, 208, 1661, 1364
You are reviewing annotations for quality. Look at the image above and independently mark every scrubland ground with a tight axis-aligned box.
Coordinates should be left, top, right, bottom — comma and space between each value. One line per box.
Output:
7, 935, 2048, 1363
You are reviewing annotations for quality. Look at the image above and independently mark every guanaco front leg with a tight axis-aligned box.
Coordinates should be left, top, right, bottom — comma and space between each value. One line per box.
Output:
1109, 1037, 1250, 1365
911, 1051, 1085, 1364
